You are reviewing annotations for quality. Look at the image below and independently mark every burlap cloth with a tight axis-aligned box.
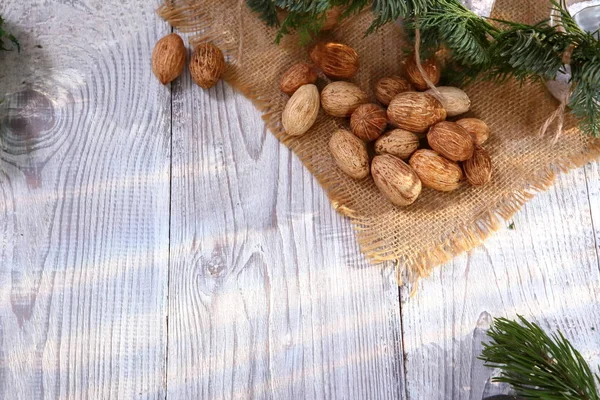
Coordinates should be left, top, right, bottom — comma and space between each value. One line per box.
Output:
159, 0, 600, 280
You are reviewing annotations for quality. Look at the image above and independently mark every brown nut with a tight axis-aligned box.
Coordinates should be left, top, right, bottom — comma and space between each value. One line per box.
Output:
427, 121, 475, 162
190, 43, 226, 89
409, 149, 463, 192
321, 6, 343, 30
321, 81, 368, 117
456, 118, 490, 145
279, 63, 318, 96
404, 55, 441, 91
310, 42, 359, 80
282, 84, 320, 137
426, 86, 471, 117
329, 129, 370, 179
375, 129, 420, 160
371, 154, 422, 206
463, 146, 492, 186
375, 76, 414, 106
152, 33, 186, 85
387, 92, 446, 133
350, 103, 388, 141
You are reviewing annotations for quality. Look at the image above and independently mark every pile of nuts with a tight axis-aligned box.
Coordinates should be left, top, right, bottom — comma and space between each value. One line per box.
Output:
152, 33, 225, 89
280, 41, 493, 207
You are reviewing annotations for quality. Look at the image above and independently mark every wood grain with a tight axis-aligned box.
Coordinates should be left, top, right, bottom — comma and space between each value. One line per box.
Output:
401, 166, 600, 400
0, 1, 170, 398
167, 71, 405, 400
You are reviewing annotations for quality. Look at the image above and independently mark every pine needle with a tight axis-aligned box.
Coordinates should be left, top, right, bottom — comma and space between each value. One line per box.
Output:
480, 316, 600, 400
245, 0, 600, 136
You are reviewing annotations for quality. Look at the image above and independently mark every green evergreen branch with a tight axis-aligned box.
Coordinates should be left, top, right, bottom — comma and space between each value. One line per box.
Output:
246, 0, 600, 136
0, 15, 19, 52
480, 316, 600, 400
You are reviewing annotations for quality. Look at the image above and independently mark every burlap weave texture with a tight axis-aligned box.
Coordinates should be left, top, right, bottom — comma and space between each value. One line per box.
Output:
159, 0, 600, 280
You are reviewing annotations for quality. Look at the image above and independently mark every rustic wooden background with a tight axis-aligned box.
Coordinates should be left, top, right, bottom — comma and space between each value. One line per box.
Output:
1, 0, 599, 399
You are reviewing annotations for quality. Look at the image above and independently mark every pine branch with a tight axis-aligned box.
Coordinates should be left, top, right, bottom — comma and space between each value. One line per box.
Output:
245, 0, 600, 136
0, 15, 20, 52
480, 316, 600, 400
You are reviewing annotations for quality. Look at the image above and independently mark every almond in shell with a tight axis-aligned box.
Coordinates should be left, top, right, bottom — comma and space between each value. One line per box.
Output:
279, 63, 318, 95
152, 33, 186, 85
375, 76, 414, 106
371, 154, 422, 206
310, 42, 359, 80
282, 84, 320, 136
463, 146, 492, 186
190, 43, 225, 89
409, 149, 463, 192
321, 81, 368, 117
387, 92, 446, 133
350, 103, 388, 141
404, 55, 441, 91
375, 129, 420, 160
456, 118, 490, 145
426, 86, 471, 117
427, 121, 475, 162
329, 129, 370, 179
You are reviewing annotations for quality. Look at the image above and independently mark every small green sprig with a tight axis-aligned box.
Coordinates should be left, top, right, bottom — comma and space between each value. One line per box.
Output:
245, 0, 600, 137
0, 15, 19, 52
480, 315, 600, 400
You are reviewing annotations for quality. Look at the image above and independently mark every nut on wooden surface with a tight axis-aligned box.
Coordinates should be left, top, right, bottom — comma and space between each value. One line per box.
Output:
457, 118, 490, 145
350, 103, 388, 141
371, 154, 422, 206
427, 86, 471, 117
409, 149, 463, 192
152, 33, 186, 85
279, 63, 318, 95
282, 84, 320, 136
387, 92, 446, 133
464, 146, 492, 186
310, 42, 360, 80
404, 55, 441, 91
375, 129, 420, 160
329, 129, 370, 179
190, 43, 225, 89
321, 81, 368, 117
427, 121, 475, 162
375, 76, 413, 106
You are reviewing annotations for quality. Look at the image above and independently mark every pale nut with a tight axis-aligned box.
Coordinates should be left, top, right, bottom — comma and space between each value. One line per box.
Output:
427, 121, 475, 162
375, 76, 414, 106
282, 84, 320, 136
329, 129, 370, 179
404, 55, 441, 91
371, 154, 422, 206
464, 146, 492, 186
387, 92, 446, 133
321, 81, 368, 117
279, 63, 318, 95
375, 129, 420, 160
152, 33, 186, 85
350, 103, 388, 141
190, 43, 226, 89
409, 149, 463, 192
310, 42, 360, 79
427, 86, 471, 117
321, 6, 343, 31
456, 118, 490, 145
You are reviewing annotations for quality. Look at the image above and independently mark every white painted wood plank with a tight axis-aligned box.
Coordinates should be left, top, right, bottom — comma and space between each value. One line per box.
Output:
585, 161, 600, 261
167, 71, 406, 399
402, 165, 600, 400
0, 1, 170, 398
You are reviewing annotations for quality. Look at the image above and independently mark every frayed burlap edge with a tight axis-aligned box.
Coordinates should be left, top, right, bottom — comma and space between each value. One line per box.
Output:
158, 3, 600, 285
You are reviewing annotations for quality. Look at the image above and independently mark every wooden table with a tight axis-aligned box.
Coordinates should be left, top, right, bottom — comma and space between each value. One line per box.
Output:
1, 1, 599, 398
